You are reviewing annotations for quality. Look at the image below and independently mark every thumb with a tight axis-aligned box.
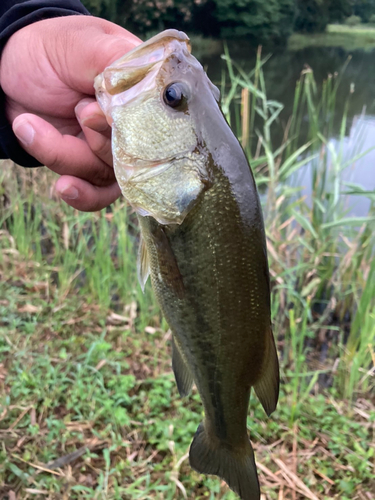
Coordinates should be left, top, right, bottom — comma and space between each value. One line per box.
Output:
48, 16, 142, 94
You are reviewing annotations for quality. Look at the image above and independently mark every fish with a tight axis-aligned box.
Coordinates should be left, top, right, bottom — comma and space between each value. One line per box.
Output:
94, 29, 279, 500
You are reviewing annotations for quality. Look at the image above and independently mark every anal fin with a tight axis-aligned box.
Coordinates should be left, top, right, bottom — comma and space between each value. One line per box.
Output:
253, 326, 279, 416
172, 336, 193, 397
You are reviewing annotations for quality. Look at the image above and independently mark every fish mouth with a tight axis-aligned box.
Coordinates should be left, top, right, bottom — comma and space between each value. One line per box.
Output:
94, 30, 192, 114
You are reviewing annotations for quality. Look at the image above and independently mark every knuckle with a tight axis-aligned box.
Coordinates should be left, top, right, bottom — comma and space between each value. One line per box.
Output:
90, 136, 111, 158
44, 147, 61, 172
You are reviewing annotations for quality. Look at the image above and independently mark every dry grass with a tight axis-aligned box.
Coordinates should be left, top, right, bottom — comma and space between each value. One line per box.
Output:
1, 162, 375, 499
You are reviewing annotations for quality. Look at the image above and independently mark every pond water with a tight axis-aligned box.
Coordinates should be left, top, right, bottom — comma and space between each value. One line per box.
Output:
293, 115, 375, 217
198, 43, 375, 216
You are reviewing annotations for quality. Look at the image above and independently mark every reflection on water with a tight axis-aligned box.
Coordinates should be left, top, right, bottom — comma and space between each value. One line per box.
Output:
292, 116, 375, 217
341, 117, 375, 216
200, 44, 375, 216
201, 44, 375, 123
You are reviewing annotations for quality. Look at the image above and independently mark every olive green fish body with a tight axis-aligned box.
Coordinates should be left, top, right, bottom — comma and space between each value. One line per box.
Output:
140, 163, 268, 417
95, 30, 279, 500
138, 142, 277, 500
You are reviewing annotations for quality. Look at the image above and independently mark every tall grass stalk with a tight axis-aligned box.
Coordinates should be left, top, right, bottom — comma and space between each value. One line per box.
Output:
339, 257, 375, 399
0, 50, 374, 409
221, 49, 375, 405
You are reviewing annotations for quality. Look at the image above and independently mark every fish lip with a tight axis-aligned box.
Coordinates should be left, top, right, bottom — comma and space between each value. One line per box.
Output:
109, 29, 191, 67
95, 68, 162, 114
94, 30, 194, 117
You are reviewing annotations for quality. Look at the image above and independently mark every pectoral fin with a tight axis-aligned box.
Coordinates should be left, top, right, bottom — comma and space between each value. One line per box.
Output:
172, 336, 193, 397
253, 326, 279, 416
149, 223, 185, 299
137, 236, 150, 292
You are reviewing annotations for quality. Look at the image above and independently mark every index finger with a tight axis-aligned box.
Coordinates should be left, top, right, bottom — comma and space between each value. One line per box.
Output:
13, 113, 116, 186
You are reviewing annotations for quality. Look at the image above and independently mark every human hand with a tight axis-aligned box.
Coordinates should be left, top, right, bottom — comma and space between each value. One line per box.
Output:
0, 16, 141, 211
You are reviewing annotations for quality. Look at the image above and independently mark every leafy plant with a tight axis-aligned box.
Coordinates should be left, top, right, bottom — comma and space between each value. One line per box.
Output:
1, 48, 374, 499
294, 0, 329, 33
345, 14, 362, 25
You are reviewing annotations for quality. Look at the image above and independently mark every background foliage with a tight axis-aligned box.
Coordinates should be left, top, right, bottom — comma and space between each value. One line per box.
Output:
81, 0, 375, 42
1, 55, 374, 498
203, 0, 296, 43
294, 0, 329, 33
353, 0, 375, 21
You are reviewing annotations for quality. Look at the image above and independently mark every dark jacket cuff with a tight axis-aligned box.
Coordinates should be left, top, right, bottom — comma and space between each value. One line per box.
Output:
0, 1, 90, 167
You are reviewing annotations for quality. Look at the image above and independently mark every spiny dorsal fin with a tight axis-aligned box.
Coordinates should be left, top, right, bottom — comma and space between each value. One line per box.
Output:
172, 336, 193, 397
253, 326, 279, 416
137, 236, 150, 292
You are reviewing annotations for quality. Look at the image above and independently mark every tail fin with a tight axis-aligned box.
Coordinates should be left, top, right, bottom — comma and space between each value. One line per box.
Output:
189, 423, 260, 500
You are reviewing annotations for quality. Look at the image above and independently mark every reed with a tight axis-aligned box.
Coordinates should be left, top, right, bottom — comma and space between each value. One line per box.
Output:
0, 52, 373, 406
221, 48, 375, 406
1, 52, 374, 500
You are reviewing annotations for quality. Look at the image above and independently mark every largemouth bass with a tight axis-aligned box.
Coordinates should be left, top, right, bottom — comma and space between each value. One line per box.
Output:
95, 30, 279, 500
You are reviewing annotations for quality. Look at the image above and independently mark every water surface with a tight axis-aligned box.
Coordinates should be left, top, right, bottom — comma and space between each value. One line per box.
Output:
198, 43, 375, 216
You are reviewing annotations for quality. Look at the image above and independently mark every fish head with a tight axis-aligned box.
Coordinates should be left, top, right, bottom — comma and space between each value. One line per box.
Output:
94, 30, 221, 224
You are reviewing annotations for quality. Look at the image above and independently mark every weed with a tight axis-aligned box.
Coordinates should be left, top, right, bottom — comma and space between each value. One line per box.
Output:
0, 51, 374, 499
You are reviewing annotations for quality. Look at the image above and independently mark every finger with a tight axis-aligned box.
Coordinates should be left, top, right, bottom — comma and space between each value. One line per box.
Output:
79, 124, 113, 168
55, 175, 121, 211
13, 113, 115, 186
56, 18, 142, 94
76, 99, 111, 134
75, 100, 113, 166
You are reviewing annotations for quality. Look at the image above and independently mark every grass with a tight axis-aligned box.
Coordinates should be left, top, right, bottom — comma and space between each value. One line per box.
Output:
1, 52, 375, 499
222, 49, 375, 400
327, 24, 375, 35
289, 23, 375, 51
0, 227, 374, 499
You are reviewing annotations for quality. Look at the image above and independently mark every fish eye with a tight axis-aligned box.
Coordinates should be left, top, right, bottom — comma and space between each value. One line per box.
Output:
163, 83, 188, 109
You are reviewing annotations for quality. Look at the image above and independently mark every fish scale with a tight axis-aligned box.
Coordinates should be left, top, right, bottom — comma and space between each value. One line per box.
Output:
112, 97, 196, 162
95, 29, 279, 500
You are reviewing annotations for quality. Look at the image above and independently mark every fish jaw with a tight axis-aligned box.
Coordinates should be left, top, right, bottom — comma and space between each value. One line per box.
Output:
94, 30, 221, 225
94, 30, 192, 121
114, 153, 208, 225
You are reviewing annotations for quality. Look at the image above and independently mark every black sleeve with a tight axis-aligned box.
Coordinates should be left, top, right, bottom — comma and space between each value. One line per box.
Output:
0, 0, 90, 167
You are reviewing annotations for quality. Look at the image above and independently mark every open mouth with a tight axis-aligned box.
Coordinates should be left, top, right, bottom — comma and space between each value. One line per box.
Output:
94, 30, 193, 121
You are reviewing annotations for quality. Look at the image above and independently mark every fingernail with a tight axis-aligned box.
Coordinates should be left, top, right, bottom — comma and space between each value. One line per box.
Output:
75, 99, 94, 115
13, 120, 35, 146
59, 185, 79, 200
